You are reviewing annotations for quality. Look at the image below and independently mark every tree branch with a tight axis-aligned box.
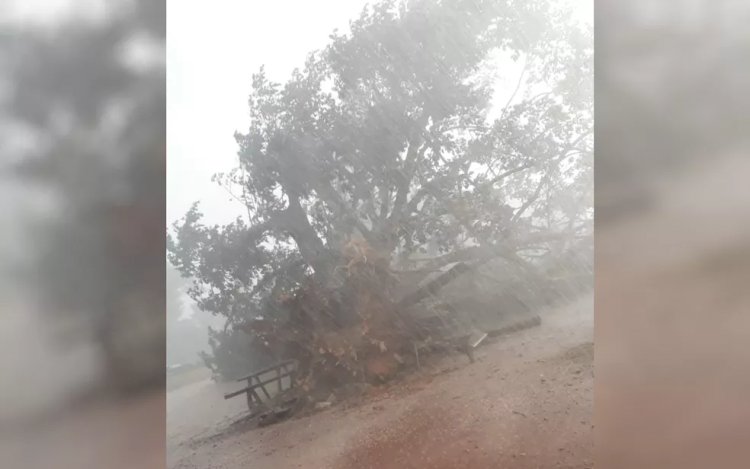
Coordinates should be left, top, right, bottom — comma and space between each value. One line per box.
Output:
512, 174, 548, 223
241, 215, 279, 244
487, 163, 534, 185
408, 228, 579, 273
402, 183, 434, 216
314, 182, 373, 241
378, 184, 391, 221
499, 56, 528, 119
249, 257, 305, 299
388, 140, 427, 226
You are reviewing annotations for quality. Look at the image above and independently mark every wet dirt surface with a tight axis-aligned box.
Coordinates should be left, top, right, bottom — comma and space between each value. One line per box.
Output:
168, 295, 593, 469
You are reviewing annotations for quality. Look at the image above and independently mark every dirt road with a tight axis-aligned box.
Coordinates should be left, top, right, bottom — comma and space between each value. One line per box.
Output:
168, 294, 593, 469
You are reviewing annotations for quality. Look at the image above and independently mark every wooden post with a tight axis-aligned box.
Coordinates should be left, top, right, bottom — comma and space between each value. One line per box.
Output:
246, 386, 254, 410
255, 375, 273, 401
276, 365, 282, 395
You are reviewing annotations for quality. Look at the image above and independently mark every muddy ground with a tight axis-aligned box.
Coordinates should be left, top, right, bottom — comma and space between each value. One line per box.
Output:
168, 294, 593, 469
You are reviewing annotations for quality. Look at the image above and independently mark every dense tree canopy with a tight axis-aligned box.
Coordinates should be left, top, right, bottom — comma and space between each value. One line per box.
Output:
169, 0, 592, 333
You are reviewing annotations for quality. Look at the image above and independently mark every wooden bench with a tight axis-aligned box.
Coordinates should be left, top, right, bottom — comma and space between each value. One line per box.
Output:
224, 359, 299, 417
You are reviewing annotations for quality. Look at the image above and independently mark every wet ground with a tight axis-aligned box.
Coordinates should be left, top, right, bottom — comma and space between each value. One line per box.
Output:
168, 295, 593, 469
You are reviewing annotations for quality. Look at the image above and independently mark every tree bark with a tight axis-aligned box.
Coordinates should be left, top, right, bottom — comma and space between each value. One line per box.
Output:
280, 196, 335, 283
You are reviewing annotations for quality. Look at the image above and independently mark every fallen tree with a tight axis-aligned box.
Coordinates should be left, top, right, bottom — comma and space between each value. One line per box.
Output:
168, 0, 592, 399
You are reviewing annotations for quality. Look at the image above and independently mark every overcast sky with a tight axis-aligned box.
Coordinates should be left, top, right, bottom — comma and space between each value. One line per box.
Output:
167, 0, 377, 227
167, 0, 591, 227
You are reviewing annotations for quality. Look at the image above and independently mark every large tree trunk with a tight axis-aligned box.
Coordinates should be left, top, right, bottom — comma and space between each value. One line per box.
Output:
281, 196, 336, 284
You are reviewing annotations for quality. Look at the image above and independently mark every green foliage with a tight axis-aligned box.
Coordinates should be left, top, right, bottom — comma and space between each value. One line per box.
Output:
169, 0, 592, 338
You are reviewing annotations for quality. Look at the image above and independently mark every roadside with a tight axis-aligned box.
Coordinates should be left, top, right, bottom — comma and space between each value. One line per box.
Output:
168, 294, 593, 469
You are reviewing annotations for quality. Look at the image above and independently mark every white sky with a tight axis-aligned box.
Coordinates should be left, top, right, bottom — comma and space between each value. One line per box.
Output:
167, 0, 591, 227
167, 0, 376, 226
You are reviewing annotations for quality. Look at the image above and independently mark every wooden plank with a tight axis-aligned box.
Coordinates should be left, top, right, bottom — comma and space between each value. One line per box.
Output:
255, 375, 273, 401
225, 387, 254, 400
235, 359, 298, 382
246, 389, 255, 410
276, 366, 282, 395
469, 332, 488, 348
224, 367, 297, 400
